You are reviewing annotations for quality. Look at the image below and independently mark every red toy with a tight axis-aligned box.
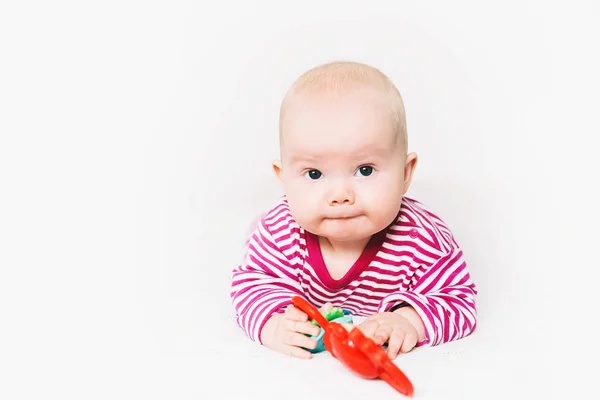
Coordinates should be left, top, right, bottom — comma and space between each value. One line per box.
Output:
292, 296, 415, 397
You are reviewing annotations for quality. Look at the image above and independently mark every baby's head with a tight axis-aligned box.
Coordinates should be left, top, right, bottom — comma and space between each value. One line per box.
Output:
273, 61, 417, 243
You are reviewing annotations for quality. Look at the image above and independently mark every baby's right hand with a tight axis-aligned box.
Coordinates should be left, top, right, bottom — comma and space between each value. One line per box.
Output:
260, 303, 321, 359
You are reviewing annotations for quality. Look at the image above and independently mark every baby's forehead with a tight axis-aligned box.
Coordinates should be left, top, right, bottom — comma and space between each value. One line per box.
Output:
281, 88, 396, 137
282, 85, 392, 126
281, 102, 399, 160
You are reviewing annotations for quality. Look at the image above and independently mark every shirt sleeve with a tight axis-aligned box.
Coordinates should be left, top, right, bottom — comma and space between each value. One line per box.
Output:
378, 245, 477, 347
230, 216, 304, 343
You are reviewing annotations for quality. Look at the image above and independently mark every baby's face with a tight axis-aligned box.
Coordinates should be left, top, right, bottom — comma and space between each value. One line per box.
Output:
275, 88, 414, 243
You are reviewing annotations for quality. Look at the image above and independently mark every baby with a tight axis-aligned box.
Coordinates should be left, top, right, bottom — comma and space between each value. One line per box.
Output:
230, 61, 477, 360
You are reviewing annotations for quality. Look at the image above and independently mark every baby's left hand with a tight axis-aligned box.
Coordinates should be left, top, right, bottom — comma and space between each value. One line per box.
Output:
358, 312, 419, 359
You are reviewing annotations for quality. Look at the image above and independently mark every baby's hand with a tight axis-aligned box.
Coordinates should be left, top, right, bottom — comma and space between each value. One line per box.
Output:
358, 312, 419, 359
260, 304, 321, 359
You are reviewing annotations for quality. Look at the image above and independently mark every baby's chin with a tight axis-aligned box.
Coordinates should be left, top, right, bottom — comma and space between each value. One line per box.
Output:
310, 219, 380, 243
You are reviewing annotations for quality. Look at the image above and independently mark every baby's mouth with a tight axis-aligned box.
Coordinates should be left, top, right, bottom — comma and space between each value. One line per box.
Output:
326, 214, 361, 220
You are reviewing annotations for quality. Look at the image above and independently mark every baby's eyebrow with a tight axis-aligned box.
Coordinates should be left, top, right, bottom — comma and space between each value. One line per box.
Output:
287, 153, 322, 164
285, 143, 393, 165
349, 146, 392, 160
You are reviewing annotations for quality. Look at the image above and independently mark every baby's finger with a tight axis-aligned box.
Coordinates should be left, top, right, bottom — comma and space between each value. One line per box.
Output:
400, 330, 418, 354
284, 344, 313, 360
373, 323, 393, 346
286, 331, 318, 350
285, 319, 320, 336
284, 304, 309, 322
387, 328, 406, 359
358, 319, 380, 339
319, 302, 334, 312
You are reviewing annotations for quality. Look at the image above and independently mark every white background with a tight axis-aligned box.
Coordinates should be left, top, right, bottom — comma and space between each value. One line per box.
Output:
1, 1, 599, 399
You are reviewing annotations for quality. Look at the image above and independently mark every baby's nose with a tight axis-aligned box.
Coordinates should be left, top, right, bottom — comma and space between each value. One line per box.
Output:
328, 182, 355, 205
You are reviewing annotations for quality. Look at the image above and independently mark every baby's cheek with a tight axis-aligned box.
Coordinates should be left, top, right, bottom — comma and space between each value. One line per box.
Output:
288, 195, 319, 228
371, 183, 403, 210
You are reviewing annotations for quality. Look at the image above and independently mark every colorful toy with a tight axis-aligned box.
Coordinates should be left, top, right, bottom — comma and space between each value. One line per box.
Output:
293, 296, 415, 397
306, 307, 353, 353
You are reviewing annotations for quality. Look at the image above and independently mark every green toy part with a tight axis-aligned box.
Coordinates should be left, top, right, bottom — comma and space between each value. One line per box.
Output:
311, 307, 345, 327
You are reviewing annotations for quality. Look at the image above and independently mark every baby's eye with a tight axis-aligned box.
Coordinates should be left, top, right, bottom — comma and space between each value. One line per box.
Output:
355, 166, 374, 177
305, 169, 322, 180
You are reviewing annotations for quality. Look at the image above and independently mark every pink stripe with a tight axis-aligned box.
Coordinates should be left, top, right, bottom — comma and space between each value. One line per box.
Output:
246, 293, 276, 334
439, 283, 473, 307
399, 209, 418, 225
341, 298, 381, 314
452, 272, 473, 289
383, 238, 440, 260
250, 239, 291, 272
305, 284, 382, 309
246, 251, 292, 281
270, 222, 290, 236
442, 303, 451, 342
255, 230, 293, 267
239, 288, 272, 319
278, 237, 298, 254
445, 295, 476, 328
265, 213, 286, 227
368, 260, 414, 273
418, 295, 443, 344
365, 269, 413, 285
233, 281, 302, 313
231, 276, 261, 288
249, 243, 296, 281
303, 280, 337, 301
435, 267, 463, 293
380, 251, 431, 267
264, 203, 287, 221
357, 275, 410, 288
442, 299, 476, 331
442, 297, 462, 341
418, 251, 464, 294
374, 248, 426, 261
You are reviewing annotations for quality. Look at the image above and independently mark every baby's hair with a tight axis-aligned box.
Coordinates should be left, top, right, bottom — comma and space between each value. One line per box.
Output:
279, 61, 408, 151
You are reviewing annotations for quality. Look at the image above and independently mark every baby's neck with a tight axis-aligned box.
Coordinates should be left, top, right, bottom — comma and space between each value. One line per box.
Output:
318, 235, 372, 280
318, 235, 371, 256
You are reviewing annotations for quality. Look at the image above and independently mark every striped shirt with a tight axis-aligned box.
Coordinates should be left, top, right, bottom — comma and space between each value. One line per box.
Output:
230, 196, 477, 347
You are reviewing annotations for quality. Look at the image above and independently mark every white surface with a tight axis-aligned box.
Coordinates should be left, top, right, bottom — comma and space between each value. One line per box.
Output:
1, 1, 599, 399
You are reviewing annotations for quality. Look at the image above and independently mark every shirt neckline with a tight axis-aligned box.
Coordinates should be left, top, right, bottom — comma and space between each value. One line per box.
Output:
305, 227, 389, 290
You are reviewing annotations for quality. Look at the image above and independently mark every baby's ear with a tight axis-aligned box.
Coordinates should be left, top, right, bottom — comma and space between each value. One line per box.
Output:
403, 152, 418, 194
272, 159, 283, 182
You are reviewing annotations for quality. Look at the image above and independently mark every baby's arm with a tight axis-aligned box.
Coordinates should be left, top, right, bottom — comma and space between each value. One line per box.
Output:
230, 217, 305, 344
378, 245, 477, 347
